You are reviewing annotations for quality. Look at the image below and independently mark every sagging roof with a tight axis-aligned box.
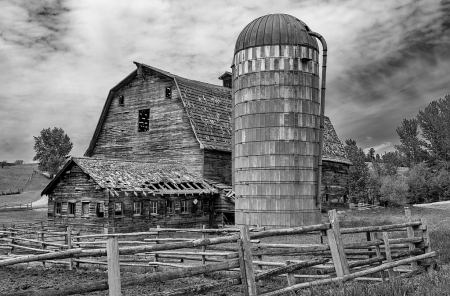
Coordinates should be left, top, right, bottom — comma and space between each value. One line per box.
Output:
84, 63, 350, 165
42, 157, 217, 196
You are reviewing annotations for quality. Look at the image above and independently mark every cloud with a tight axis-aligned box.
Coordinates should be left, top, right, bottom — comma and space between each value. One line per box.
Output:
363, 142, 392, 154
365, 137, 372, 141
1, 0, 449, 163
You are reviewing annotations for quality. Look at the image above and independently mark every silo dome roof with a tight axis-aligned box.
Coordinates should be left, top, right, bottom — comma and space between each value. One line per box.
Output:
234, 14, 318, 54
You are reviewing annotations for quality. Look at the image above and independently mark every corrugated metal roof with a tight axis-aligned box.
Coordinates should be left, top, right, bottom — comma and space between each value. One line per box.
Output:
234, 14, 319, 55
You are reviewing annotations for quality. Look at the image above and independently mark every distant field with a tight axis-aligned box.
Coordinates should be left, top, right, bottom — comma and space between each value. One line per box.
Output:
0, 163, 50, 193
0, 190, 42, 206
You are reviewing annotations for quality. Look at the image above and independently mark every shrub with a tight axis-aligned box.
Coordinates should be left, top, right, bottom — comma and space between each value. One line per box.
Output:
379, 175, 408, 206
407, 162, 450, 204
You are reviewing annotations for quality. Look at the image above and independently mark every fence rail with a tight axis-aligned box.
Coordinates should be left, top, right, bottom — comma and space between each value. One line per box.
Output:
0, 203, 32, 212
0, 208, 437, 296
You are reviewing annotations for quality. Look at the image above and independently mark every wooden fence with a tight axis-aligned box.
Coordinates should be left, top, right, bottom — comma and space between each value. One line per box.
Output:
0, 209, 436, 296
0, 203, 33, 212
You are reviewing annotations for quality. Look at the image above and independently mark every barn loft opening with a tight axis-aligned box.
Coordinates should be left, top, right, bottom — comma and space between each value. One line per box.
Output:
165, 87, 172, 99
118, 95, 124, 106
138, 109, 150, 132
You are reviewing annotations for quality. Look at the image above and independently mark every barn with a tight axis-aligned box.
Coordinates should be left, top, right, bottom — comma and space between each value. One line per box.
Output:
43, 62, 350, 228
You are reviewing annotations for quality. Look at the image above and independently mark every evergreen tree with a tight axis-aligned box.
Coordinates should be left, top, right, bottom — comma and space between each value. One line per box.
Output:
394, 118, 428, 167
344, 139, 369, 202
417, 94, 450, 165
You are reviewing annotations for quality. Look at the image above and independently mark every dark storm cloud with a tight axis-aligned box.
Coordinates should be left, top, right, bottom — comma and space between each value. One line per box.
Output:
324, 0, 450, 153
1, 0, 449, 161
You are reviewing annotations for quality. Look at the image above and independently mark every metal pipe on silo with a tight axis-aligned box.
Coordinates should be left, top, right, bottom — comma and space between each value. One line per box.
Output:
307, 32, 328, 206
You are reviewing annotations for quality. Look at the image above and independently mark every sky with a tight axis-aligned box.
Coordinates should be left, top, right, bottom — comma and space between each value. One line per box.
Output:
1, 0, 449, 162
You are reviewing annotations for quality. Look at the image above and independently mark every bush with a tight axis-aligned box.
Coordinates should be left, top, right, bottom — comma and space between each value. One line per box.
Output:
407, 162, 450, 204
379, 175, 408, 206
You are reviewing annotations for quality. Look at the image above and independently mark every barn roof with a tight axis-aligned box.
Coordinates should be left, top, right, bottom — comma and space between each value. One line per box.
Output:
84, 63, 350, 164
323, 117, 353, 165
41, 157, 217, 196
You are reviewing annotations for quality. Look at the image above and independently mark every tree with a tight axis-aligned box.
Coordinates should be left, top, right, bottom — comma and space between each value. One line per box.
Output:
394, 118, 428, 167
417, 94, 450, 165
344, 139, 369, 202
366, 148, 375, 162
33, 127, 73, 178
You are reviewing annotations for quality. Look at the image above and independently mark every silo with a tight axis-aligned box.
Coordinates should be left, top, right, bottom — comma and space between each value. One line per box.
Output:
232, 14, 325, 228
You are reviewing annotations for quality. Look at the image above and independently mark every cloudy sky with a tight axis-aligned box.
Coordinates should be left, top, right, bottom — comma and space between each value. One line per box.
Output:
1, 0, 449, 162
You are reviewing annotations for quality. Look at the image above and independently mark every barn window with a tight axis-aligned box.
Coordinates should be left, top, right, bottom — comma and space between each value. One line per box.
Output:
118, 95, 124, 106
82, 202, 90, 216
138, 109, 150, 132
181, 200, 189, 213
165, 87, 172, 99
133, 202, 142, 215
150, 201, 158, 215
96, 202, 104, 217
68, 202, 76, 216
114, 202, 123, 216
166, 200, 174, 214
55, 202, 62, 215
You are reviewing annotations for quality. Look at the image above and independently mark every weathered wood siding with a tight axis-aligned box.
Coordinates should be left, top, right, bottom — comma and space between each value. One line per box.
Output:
107, 194, 215, 230
47, 165, 108, 223
203, 150, 231, 184
48, 164, 216, 229
321, 161, 349, 201
90, 71, 203, 174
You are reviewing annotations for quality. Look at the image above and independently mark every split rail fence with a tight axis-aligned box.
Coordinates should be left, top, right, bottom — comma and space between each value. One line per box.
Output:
0, 209, 436, 296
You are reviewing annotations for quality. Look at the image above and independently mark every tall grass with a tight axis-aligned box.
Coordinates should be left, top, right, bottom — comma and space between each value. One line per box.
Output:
303, 270, 450, 296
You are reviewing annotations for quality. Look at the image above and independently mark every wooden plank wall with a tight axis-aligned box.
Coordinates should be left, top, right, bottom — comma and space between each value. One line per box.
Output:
48, 165, 107, 220
48, 164, 216, 230
321, 161, 349, 201
90, 71, 203, 174
203, 150, 231, 184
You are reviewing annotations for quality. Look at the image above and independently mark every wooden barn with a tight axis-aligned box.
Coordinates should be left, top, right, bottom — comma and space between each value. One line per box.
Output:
42, 157, 219, 230
43, 62, 350, 228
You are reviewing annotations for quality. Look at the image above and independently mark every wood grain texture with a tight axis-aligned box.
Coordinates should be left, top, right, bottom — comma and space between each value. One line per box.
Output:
107, 237, 121, 296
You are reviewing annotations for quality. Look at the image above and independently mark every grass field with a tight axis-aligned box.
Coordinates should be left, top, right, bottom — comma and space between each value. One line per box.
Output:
0, 164, 37, 191
0, 164, 50, 192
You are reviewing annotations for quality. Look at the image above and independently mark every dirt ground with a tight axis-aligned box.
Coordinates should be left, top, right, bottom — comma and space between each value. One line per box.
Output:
0, 264, 258, 295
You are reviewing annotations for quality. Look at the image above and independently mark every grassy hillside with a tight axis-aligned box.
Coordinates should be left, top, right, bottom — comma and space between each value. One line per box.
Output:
0, 164, 51, 207
0, 164, 37, 191
0, 164, 50, 192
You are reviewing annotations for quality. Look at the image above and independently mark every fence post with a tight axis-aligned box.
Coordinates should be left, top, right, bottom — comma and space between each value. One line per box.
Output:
154, 225, 160, 264
67, 226, 73, 270
9, 225, 15, 254
327, 210, 349, 277
404, 207, 418, 270
237, 239, 249, 296
239, 225, 257, 296
201, 225, 206, 265
76, 230, 81, 268
107, 236, 121, 296
38, 229, 47, 268
370, 232, 385, 281
285, 260, 296, 296
382, 232, 395, 278
420, 219, 433, 272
